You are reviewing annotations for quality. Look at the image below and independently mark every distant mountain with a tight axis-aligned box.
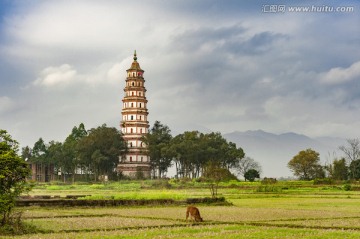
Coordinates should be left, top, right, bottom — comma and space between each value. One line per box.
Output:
224, 130, 346, 178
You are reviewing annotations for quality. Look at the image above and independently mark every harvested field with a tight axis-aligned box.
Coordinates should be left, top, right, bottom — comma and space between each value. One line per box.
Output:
3, 182, 360, 238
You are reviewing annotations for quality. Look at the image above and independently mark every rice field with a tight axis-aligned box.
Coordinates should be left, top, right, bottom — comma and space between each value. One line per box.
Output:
2, 194, 360, 238
2, 182, 360, 238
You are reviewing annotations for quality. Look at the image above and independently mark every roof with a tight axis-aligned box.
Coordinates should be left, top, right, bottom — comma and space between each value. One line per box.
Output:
127, 50, 144, 72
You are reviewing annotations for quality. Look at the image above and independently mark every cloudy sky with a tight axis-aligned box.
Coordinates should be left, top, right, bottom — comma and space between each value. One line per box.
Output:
0, 0, 359, 151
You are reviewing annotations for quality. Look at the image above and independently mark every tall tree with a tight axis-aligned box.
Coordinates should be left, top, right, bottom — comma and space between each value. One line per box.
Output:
339, 138, 360, 179
30, 138, 48, 163
28, 138, 53, 182
167, 131, 244, 179
349, 159, 360, 180
223, 141, 245, 170
332, 158, 348, 180
288, 148, 324, 180
47, 141, 63, 181
0, 130, 31, 225
77, 124, 127, 181
167, 131, 202, 178
60, 123, 87, 183
21, 146, 32, 161
143, 121, 172, 178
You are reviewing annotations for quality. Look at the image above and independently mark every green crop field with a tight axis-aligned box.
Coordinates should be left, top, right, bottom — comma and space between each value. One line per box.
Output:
2, 180, 360, 239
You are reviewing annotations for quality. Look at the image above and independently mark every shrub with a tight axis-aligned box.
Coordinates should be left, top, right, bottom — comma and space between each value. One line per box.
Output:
313, 178, 333, 185
261, 178, 277, 185
343, 184, 352, 191
0, 211, 38, 235
149, 180, 172, 189
255, 185, 282, 193
89, 184, 105, 189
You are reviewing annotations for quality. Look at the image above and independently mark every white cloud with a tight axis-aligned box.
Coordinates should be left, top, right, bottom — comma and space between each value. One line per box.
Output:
0, 96, 15, 114
2, 1, 177, 68
320, 61, 360, 85
34, 64, 77, 87
0, 0, 359, 152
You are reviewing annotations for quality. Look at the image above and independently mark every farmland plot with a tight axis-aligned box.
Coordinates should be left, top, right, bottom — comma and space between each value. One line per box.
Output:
4, 183, 360, 239
3, 195, 358, 239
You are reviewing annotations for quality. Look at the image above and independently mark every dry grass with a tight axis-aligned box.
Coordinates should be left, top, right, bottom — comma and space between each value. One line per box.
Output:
30, 216, 181, 232
268, 217, 360, 229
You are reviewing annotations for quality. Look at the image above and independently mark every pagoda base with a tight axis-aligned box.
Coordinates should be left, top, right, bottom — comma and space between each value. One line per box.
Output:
117, 162, 151, 179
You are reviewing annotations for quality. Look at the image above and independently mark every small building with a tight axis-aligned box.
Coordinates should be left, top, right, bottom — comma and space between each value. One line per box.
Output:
28, 162, 55, 182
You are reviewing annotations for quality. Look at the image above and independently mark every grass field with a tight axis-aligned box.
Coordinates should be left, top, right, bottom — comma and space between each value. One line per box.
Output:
2, 180, 360, 238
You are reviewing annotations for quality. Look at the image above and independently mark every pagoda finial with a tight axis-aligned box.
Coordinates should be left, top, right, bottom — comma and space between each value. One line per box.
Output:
133, 50, 137, 61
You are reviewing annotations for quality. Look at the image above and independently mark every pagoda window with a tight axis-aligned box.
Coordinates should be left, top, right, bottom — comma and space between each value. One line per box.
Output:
139, 103, 142, 108
130, 156, 132, 162
132, 92, 134, 96
140, 128, 143, 133
130, 128, 133, 133
131, 103, 134, 107
131, 115, 133, 120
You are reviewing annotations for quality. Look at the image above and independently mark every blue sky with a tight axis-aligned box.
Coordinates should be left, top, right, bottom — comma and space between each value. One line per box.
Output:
0, 0, 359, 152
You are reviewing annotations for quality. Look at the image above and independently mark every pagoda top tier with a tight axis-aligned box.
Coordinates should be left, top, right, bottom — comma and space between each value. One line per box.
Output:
127, 50, 144, 72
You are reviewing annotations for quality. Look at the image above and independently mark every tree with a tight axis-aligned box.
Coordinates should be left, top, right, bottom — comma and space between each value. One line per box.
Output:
244, 169, 260, 182
203, 161, 237, 198
332, 158, 348, 180
143, 121, 172, 178
60, 123, 87, 183
349, 159, 360, 180
0, 130, 31, 225
21, 146, 32, 161
166, 131, 202, 178
201, 132, 244, 171
77, 124, 127, 181
288, 148, 324, 180
166, 131, 244, 179
236, 157, 262, 180
47, 141, 63, 181
30, 138, 48, 163
339, 138, 360, 179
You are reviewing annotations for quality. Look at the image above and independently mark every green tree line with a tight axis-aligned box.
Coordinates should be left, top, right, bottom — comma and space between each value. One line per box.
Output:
143, 121, 246, 179
288, 138, 360, 181
20, 121, 256, 182
22, 124, 127, 182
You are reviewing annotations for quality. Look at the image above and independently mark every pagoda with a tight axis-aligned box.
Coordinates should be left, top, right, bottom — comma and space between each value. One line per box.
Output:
118, 51, 150, 178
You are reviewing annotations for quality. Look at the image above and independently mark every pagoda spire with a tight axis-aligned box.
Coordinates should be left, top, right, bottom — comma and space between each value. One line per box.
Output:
133, 50, 137, 61
128, 50, 143, 71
